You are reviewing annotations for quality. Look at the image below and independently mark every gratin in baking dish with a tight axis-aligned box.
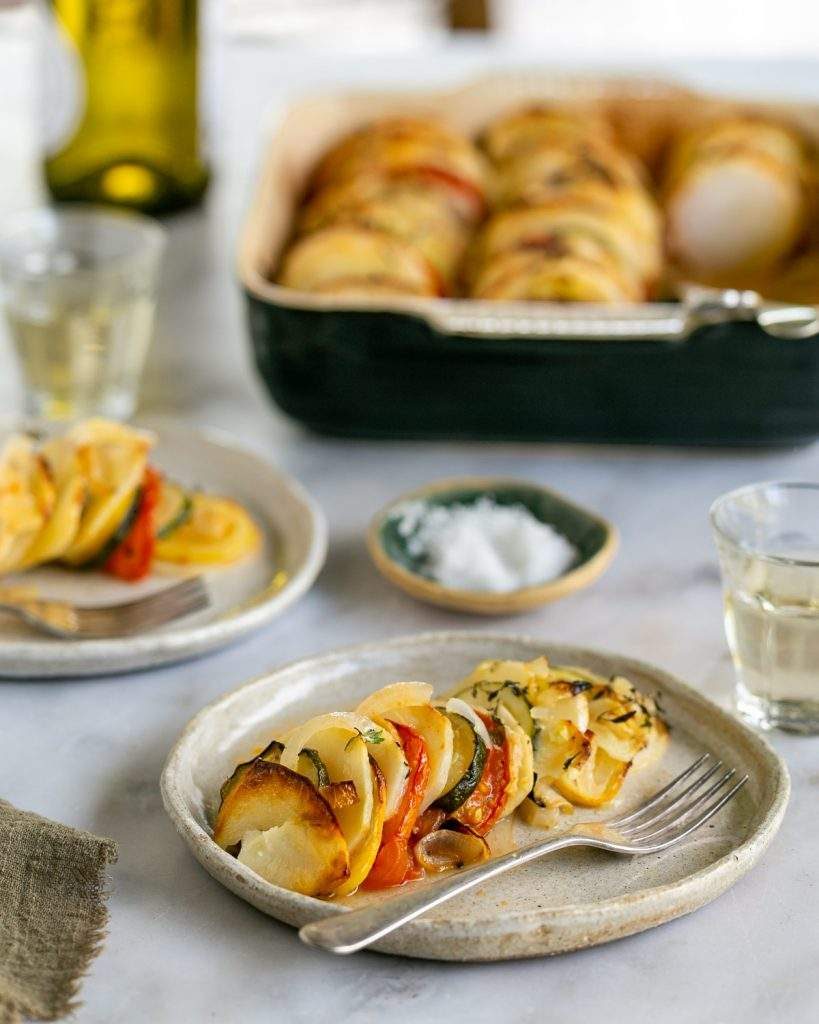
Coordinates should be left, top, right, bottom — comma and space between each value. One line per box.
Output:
239, 73, 819, 446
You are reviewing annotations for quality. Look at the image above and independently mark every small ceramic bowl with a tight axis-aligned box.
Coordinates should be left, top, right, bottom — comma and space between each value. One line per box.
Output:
367, 476, 617, 615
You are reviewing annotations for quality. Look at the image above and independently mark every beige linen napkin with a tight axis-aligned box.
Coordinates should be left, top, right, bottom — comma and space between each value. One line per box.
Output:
0, 800, 117, 1024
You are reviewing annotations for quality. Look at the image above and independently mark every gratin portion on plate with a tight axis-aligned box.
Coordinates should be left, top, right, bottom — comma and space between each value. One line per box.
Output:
0, 420, 326, 677
0, 418, 259, 582
162, 634, 788, 961
211, 655, 667, 898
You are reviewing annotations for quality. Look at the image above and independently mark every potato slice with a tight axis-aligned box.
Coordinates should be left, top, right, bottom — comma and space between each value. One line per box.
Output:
18, 439, 87, 569
307, 117, 490, 222
473, 251, 637, 303
495, 705, 534, 818
281, 712, 386, 870
61, 419, 153, 566
356, 682, 434, 718
666, 152, 803, 277
469, 198, 657, 291
213, 760, 349, 898
335, 758, 386, 896
386, 704, 453, 811
278, 225, 441, 297
481, 105, 614, 164
554, 740, 630, 809
154, 493, 260, 566
0, 438, 53, 574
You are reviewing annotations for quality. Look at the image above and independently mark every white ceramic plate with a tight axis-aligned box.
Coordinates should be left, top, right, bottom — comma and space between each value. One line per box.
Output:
0, 420, 327, 677
161, 632, 789, 961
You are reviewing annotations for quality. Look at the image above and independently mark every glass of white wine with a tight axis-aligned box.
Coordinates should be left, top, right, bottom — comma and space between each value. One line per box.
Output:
712, 482, 819, 734
0, 206, 165, 421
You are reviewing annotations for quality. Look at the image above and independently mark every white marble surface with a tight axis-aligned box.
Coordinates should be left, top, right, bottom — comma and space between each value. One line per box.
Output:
1, 26, 818, 1024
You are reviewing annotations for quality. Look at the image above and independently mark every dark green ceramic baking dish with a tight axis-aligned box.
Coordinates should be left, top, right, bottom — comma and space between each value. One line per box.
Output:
244, 290, 819, 446
239, 73, 819, 447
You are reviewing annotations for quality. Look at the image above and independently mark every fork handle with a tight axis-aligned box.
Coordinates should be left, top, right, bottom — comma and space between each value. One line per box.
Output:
299, 834, 585, 955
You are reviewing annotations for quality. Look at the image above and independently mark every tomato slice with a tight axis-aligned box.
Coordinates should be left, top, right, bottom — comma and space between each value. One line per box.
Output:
362, 722, 429, 890
451, 710, 510, 837
104, 467, 161, 582
391, 165, 486, 222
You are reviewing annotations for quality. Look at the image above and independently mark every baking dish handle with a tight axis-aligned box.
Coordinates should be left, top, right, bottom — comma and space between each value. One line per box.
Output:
422, 288, 819, 343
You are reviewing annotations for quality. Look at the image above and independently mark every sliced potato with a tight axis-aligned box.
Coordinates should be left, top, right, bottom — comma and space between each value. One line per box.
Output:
61, 419, 153, 566
387, 704, 453, 811
278, 225, 441, 297
495, 705, 534, 818
335, 757, 386, 896
356, 682, 434, 718
281, 711, 386, 869
18, 438, 88, 569
214, 759, 349, 898
553, 739, 630, 808
481, 104, 614, 164
468, 198, 657, 291
307, 117, 490, 222
300, 186, 468, 287
154, 493, 260, 566
362, 717, 410, 821
0, 438, 54, 574
472, 251, 637, 302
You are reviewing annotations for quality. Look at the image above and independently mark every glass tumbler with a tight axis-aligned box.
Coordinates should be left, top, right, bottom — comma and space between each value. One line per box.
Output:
0, 206, 165, 421
711, 482, 819, 733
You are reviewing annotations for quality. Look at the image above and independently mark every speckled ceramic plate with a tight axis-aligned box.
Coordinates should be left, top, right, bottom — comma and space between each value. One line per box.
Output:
161, 632, 789, 961
0, 420, 327, 678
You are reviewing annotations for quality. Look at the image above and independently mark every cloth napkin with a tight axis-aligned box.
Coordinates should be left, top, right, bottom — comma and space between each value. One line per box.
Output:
0, 800, 117, 1024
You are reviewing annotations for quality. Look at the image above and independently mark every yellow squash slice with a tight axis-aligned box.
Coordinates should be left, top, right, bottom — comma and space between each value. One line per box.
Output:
154, 493, 260, 566
213, 760, 349, 898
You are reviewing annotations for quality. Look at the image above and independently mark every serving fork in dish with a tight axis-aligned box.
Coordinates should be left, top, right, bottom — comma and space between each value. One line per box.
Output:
300, 752, 748, 955
0, 576, 209, 639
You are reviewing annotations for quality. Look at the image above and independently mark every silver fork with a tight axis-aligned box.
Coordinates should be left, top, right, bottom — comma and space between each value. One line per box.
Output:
0, 576, 209, 639
299, 753, 748, 955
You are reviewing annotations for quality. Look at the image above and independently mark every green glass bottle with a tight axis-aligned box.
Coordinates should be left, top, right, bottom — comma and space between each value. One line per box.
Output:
42, 0, 209, 214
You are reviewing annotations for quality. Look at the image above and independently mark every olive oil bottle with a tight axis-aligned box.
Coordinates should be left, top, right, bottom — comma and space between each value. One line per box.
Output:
42, 0, 209, 214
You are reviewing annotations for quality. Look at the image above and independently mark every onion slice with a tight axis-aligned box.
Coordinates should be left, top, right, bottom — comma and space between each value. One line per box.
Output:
413, 825, 489, 873
445, 697, 493, 747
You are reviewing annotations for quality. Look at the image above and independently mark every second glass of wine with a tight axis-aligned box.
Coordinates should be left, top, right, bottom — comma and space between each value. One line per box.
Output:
0, 206, 165, 422
711, 482, 819, 734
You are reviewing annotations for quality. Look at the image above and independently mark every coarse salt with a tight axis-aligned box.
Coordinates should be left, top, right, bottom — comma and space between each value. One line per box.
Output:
393, 497, 577, 593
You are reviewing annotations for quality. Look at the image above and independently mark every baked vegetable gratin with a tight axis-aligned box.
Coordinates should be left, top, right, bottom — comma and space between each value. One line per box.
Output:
273, 104, 813, 304
213, 656, 667, 898
0, 419, 260, 582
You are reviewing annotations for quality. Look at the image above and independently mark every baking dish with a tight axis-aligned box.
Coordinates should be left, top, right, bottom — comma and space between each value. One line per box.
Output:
239, 73, 819, 445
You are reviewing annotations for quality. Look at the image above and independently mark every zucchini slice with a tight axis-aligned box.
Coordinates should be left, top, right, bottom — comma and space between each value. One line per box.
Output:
155, 481, 193, 540
79, 486, 142, 570
218, 739, 284, 804
434, 712, 487, 814
298, 747, 331, 789
453, 679, 535, 739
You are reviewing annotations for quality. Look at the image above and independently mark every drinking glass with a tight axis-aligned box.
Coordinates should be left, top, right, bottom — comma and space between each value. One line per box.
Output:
0, 206, 165, 421
711, 482, 819, 733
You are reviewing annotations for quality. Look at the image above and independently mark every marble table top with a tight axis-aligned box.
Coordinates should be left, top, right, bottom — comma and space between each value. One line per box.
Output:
0, 25, 817, 1024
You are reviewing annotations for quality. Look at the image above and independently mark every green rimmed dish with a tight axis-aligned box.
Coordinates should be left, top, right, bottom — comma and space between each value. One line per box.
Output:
367, 477, 617, 615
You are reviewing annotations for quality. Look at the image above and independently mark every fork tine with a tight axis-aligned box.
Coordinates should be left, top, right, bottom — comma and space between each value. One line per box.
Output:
607, 754, 711, 827
630, 769, 737, 843
616, 760, 725, 835
73, 577, 209, 637
85, 577, 206, 615
641, 775, 749, 851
